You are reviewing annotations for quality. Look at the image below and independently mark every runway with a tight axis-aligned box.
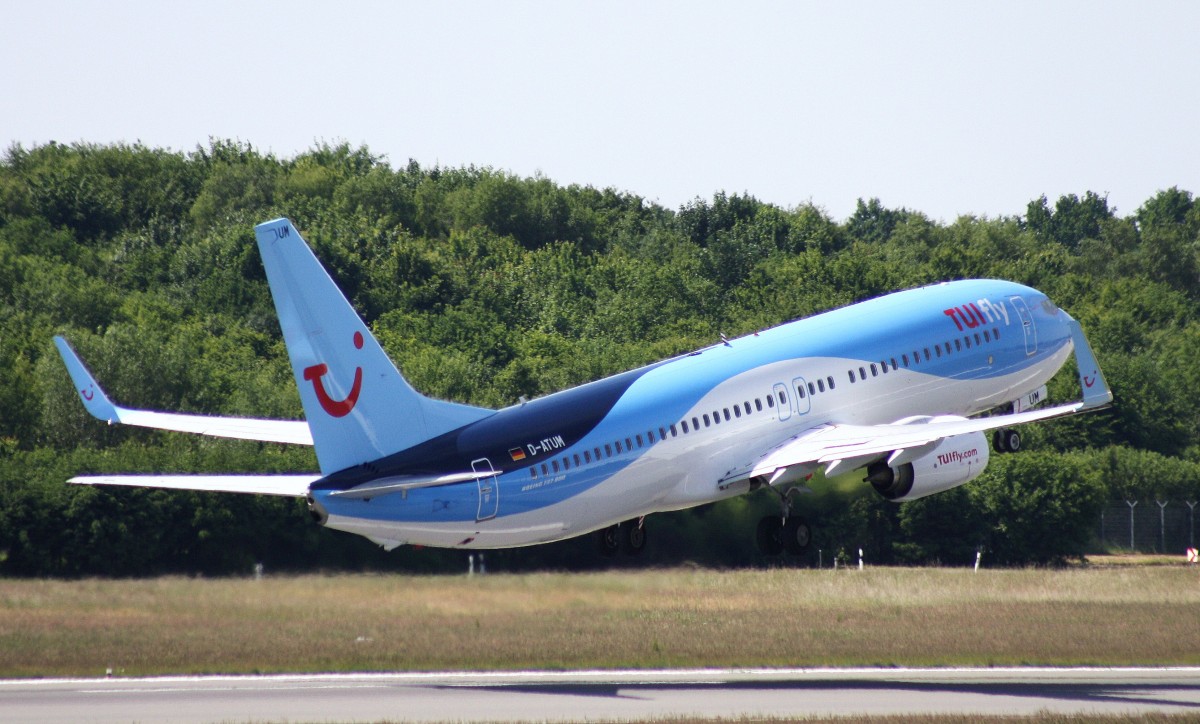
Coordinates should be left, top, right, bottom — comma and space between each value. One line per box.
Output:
4, 667, 1200, 723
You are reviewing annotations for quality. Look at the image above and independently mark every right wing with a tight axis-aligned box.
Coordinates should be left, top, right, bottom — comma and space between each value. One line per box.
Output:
54, 336, 313, 446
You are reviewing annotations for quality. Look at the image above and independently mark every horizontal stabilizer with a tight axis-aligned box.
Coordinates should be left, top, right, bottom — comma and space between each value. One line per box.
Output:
54, 336, 313, 445
69, 475, 320, 497
329, 471, 495, 499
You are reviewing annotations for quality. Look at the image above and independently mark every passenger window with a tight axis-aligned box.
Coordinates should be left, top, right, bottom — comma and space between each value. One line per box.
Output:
816, 379, 825, 393
779, 390, 788, 405
993, 328, 1000, 340
902, 354, 910, 367
670, 424, 678, 437
625, 437, 633, 450
541, 463, 549, 475
880, 361, 888, 374
615, 440, 623, 454
712, 411, 721, 424
734, 406, 742, 418
890, 358, 898, 370
636, 434, 643, 447
849, 370, 857, 383
954, 339, 962, 352
860, 366, 867, 379
870, 363, 878, 377
692, 417, 700, 430
827, 377, 835, 390
964, 336, 971, 349
745, 401, 753, 414
767, 395, 775, 408
944, 341, 952, 353
703, 413, 711, 427
562, 457, 569, 470
530, 468, 538, 479
935, 345, 942, 358
924, 348, 931, 361
584, 450, 592, 463
974, 332, 982, 345
983, 330, 991, 342
647, 431, 656, 444
605, 444, 613, 456
552, 460, 560, 473
755, 399, 763, 411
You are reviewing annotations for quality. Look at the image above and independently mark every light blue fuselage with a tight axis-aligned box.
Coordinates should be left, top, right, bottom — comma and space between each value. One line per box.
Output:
314, 279, 1073, 549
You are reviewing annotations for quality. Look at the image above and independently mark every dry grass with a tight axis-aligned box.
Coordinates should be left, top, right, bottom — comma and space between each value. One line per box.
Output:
2, 566, 1199, 677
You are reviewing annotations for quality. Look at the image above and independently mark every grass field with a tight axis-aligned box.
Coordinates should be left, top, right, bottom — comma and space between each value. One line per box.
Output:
1, 566, 1198, 678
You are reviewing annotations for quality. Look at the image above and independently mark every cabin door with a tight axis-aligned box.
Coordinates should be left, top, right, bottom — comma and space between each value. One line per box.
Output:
1009, 297, 1038, 356
472, 458, 499, 522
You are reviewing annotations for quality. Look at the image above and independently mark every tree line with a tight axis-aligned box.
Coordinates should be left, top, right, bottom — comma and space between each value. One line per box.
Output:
1, 139, 1198, 576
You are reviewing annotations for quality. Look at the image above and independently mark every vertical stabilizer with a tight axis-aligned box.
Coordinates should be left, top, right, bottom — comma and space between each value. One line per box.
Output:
254, 218, 493, 475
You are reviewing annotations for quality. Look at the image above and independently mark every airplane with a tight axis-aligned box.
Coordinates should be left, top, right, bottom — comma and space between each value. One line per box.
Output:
55, 217, 1113, 557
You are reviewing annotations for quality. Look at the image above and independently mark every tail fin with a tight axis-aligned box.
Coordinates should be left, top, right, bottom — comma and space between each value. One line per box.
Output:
254, 218, 493, 475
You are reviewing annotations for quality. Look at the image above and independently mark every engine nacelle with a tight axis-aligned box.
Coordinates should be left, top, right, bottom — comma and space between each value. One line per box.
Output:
865, 430, 990, 502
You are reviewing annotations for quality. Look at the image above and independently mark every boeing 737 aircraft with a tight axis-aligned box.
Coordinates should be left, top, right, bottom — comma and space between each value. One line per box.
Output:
56, 218, 1113, 556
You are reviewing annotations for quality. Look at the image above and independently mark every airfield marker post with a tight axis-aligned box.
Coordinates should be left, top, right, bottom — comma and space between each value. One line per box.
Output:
1187, 501, 1197, 548
1158, 501, 1170, 553
1127, 500, 1138, 552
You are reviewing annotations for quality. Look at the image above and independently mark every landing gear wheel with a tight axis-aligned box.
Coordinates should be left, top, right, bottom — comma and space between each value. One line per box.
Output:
783, 516, 812, 555
992, 428, 1021, 454
622, 522, 647, 556
756, 515, 784, 556
597, 525, 621, 557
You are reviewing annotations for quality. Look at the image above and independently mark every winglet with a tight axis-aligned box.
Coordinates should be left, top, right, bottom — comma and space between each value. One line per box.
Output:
53, 336, 120, 423
1065, 314, 1113, 409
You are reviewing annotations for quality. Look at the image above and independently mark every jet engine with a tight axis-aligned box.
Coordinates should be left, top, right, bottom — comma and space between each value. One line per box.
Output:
864, 430, 990, 502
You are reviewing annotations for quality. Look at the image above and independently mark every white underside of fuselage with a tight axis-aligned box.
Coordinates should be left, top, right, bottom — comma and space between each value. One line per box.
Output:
323, 343, 1073, 550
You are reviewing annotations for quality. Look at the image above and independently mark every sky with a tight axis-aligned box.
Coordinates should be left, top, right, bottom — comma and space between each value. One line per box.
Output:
4, 1, 1199, 223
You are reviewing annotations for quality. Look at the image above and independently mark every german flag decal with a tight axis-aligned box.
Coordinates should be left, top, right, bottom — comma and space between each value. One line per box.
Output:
508, 447, 527, 462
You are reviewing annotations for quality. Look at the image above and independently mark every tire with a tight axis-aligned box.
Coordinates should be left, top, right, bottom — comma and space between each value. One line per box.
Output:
756, 515, 784, 556
597, 525, 621, 557
993, 428, 1021, 454
1003, 428, 1021, 453
623, 522, 647, 555
783, 516, 812, 555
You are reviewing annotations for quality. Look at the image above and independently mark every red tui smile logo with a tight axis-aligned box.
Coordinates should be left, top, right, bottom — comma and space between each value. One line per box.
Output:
303, 331, 364, 418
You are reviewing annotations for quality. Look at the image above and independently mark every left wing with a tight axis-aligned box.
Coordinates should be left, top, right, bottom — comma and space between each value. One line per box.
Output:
719, 312, 1113, 489
54, 336, 314, 446
69, 475, 320, 496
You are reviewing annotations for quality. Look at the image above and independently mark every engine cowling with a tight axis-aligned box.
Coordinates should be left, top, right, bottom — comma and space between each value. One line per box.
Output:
865, 430, 990, 502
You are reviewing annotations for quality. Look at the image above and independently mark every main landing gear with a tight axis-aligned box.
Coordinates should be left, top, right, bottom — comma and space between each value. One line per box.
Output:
756, 486, 812, 556
992, 427, 1021, 454
597, 517, 647, 557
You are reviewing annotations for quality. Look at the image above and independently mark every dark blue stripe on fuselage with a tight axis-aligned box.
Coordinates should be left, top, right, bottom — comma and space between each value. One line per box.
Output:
312, 360, 670, 490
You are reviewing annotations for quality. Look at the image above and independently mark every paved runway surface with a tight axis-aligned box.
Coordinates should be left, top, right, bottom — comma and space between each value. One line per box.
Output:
4, 667, 1200, 722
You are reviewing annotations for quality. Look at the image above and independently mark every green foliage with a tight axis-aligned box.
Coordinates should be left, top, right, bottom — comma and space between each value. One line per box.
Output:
1, 139, 1198, 574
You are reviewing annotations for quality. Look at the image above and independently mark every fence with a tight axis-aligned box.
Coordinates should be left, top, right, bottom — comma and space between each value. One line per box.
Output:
1097, 500, 1199, 554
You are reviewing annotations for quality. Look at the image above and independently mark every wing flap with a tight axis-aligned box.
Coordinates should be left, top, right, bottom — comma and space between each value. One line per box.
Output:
69, 475, 320, 497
